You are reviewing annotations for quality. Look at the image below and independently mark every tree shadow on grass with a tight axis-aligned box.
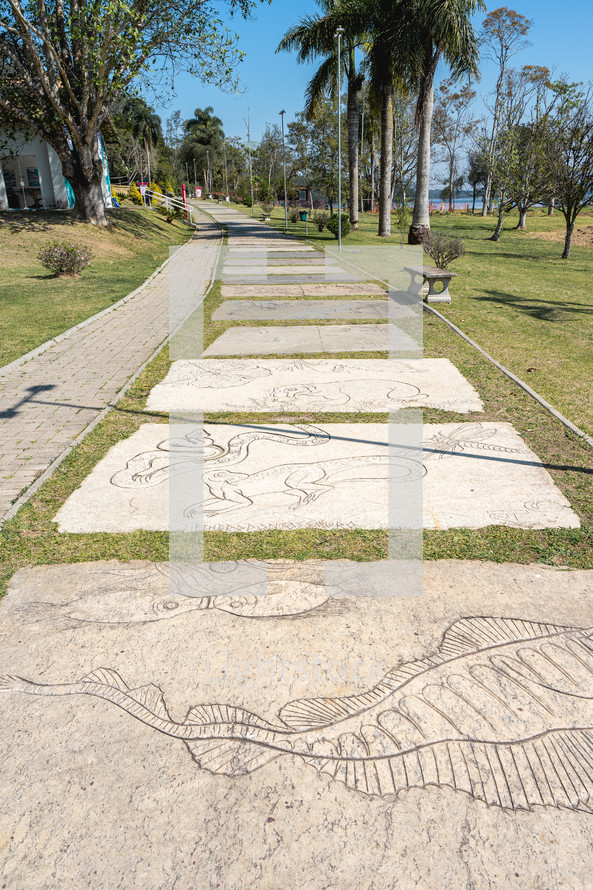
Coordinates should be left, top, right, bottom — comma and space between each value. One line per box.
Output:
477, 290, 593, 320
0, 208, 177, 240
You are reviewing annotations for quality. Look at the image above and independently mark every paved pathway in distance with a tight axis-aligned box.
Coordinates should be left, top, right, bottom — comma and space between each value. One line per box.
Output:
0, 212, 221, 523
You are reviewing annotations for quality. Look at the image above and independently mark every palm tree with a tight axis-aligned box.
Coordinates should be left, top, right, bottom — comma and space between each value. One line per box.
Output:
123, 98, 162, 185
400, 0, 484, 244
277, 2, 364, 229
339, 0, 483, 241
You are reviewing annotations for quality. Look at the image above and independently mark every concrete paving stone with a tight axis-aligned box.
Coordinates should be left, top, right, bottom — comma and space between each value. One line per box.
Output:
212, 300, 397, 321
220, 275, 367, 285
202, 324, 417, 356
228, 247, 315, 254
2, 559, 593, 887
54, 421, 578, 533
221, 283, 388, 298
146, 358, 483, 414
222, 265, 344, 276
224, 257, 330, 266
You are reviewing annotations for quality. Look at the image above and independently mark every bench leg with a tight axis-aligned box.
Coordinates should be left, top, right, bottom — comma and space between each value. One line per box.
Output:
424, 280, 452, 304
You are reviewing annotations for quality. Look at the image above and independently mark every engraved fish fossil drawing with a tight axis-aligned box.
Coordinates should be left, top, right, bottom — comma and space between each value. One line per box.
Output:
24, 564, 335, 625
5, 616, 593, 812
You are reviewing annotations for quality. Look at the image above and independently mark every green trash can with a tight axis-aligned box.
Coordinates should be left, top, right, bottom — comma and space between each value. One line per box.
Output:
299, 210, 308, 221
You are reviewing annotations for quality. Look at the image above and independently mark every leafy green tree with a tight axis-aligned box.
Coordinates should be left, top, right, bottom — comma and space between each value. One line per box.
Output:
480, 6, 532, 216
546, 83, 593, 258
0, 0, 267, 224
277, 0, 364, 228
432, 79, 477, 211
179, 106, 225, 191
122, 98, 162, 185
487, 65, 553, 240
253, 124, 286, 204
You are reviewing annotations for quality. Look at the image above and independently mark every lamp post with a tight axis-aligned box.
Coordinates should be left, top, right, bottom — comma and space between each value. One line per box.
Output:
334, 26, 345, 252
193, 157, 197, 196
223, 140, 229, 201
279, 109, 288, 230
245, 110, 255, 216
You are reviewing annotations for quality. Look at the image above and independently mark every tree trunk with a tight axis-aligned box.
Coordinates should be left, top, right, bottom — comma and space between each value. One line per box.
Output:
516, 205, 527, 229
562, 219, 574, 259
64, 140, 108, 226
448, 161, 454, 213
347, 60, 361, 230
482, 174, 492, 217
471, 183, 476, 214
490, 196, 506, 241
408, 80, 434, 245
548, 197, 555, 216
378, 83, 394, 237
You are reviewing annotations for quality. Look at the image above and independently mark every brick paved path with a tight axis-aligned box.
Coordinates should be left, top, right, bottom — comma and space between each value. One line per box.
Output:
0, 213, 221, 523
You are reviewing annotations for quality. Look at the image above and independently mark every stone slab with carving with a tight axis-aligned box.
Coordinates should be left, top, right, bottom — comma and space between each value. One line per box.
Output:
2, 559, 593, 888
146, 359, 483, 414
224, 256, 329, 266
222, 265, 349, 276
212, 300, 399, 320
220, 274, 366, 285
202, 324, 417, 355
221, 283, 389, 298
54, 422, 579, 533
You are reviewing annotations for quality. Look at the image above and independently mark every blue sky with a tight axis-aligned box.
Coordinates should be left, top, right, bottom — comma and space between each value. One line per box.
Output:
154, 0, 593, 143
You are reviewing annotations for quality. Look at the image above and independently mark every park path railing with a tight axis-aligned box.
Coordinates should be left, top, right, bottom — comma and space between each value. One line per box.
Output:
143, 188, 196, 227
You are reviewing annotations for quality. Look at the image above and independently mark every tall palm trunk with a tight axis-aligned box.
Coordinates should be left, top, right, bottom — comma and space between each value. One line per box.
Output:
408, 81, 434, 244
378, 83, 394, 237
347, 67, 362, 230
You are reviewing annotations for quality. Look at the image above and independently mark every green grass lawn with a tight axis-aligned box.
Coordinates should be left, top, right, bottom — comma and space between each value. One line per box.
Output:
231, 201, 593, 435
0, 206, 191, 368
1, 251, 592, 597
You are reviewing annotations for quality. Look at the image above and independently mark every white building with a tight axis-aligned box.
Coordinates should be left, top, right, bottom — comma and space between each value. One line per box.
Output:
0, 131, 112, 211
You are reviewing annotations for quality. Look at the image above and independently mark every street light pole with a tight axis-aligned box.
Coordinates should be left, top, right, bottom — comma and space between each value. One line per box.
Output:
245, 110, 255, 216
335, 26, 345, 252
223, 140, 229, 201
193, 158, 197, 196
206, 150, 211, 197
279, 109, 288, 230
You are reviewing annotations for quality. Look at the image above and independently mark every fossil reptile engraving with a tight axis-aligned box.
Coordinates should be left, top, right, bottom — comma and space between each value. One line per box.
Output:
5, 616, 593, 812
110, 424, 424, 517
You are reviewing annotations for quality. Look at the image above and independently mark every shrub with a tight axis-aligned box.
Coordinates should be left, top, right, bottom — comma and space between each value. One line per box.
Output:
38, 242, 94, 276
128, 182, 143, 205
313, 211, 329, 232
326, 212, 351, 239
423, 232, 465, 269
261, 203, 273, 216
289, 206, 299, 223
150, 181, 163, 206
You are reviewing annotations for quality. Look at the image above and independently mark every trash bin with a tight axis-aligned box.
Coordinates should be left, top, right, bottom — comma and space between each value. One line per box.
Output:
299, 210, 307, 222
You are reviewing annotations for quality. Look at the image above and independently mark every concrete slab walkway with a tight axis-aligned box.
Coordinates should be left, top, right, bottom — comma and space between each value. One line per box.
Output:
0, 202, 588, 890
0, 212, 221, 523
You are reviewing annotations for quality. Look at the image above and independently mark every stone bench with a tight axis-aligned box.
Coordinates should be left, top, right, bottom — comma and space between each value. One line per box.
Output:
404, 265, 457, 304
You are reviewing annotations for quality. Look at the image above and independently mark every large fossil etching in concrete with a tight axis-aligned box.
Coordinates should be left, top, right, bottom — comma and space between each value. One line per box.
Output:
146, 358, 483, 414
54, 422, 580, 533
6, 616, 593, 812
